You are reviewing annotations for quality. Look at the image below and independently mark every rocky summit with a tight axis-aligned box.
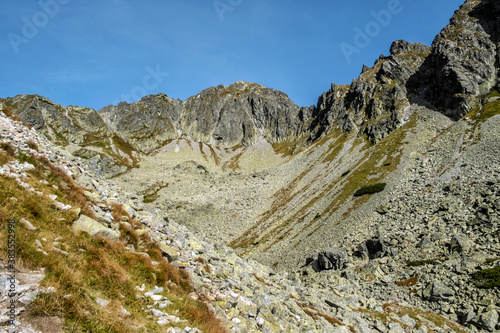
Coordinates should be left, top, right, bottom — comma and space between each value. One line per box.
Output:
1, 0, 500, 332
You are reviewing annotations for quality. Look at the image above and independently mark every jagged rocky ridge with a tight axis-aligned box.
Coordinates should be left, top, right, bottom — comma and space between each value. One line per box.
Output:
3, 0, 499, 164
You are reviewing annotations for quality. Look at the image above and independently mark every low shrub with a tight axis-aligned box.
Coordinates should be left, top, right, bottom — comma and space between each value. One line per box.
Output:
353, 183, 386, 197
472, 266, 500, 289
406, 259, 443, 267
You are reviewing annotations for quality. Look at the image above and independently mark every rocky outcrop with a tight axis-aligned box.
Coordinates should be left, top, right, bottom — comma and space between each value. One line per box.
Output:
1, 94, 112, 146
99, 93, 182, 153
2, 83, 313, 155
416, 0, 500, 119
310, 40, 431, 143
180, 82, 312, 147
311, 0, 500, 142
317, 248, 348, 270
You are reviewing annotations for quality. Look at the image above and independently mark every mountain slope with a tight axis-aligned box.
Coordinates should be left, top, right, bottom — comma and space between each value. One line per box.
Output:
1, 0, 500, 331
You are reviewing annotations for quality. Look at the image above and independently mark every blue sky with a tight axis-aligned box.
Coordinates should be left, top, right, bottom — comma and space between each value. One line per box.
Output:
0, 0, 464, 110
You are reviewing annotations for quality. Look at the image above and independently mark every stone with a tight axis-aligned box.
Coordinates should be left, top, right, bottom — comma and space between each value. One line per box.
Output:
19, 218, 36, 230
159, 242, 179, 261
317, 248, 347, 270
423, 281, 455, 302
358, 239, 388, 260
120, 306, 131, 318
477, 310, 499, 332
157, 317, 169, 326
83, 190, 100, 202
72, 215, 120, 240
95, 298, 109, 307
388, 322, 405, 333
151, 309, 164, 317
417, 236, 432, 249
450, 234, 471, 253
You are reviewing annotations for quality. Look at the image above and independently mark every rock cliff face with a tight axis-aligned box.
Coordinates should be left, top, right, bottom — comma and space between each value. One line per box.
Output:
180, 82, 312, 147
1, 94, 112, 146
417, 0, 500, 118
310, 40, 431, 143
2, 83, 311, 155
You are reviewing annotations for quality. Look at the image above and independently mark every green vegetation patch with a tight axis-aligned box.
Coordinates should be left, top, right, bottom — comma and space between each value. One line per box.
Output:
341, 170, 351, 177
481, 98, 500, 121
406, 259, 444, 267
353, 183, 386, 197
472, 266, 500, 289
465, 91, 500, 123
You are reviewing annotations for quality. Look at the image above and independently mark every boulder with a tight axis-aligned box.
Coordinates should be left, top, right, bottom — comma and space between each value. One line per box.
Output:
83, 190, 100, 202
423, 281, 455, 302
317, 248, 347, 270
477, 310, 499, 332
358, 239, 388, 260
450, 234, 471, 253
72, 215, 120, 240
159, 242, 179, 262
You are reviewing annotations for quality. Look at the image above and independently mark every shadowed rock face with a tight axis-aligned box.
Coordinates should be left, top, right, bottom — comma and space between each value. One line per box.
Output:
310, 40, 431, 143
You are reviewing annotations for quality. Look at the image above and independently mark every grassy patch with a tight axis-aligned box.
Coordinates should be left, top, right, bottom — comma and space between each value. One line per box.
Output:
396, 277, 419, 287
471, 266, 500, 289
272, 141, 297, 157
465, 91, 500, 123
406, 259, 444, 267
481, 98, 500, 121
0, 141, 16, 165
353, 183, 386, 197
27, 139, 39, 151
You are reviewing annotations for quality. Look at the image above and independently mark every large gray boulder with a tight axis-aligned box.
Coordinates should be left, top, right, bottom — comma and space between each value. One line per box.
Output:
450, 234, 472, 253
317, 248, 347, 270
423, 281, 455, 302
72, 215, 120, 240
477, 310, 499, 332
358, 239, 388, 260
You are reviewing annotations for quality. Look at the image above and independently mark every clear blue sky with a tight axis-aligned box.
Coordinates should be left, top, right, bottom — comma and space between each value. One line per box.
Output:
0, 0, 464, 110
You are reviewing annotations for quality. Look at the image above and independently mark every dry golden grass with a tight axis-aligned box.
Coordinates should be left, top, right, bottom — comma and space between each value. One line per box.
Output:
395, 277, 419, 287
0, 148, 227, 333
27, 139, 39, 151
